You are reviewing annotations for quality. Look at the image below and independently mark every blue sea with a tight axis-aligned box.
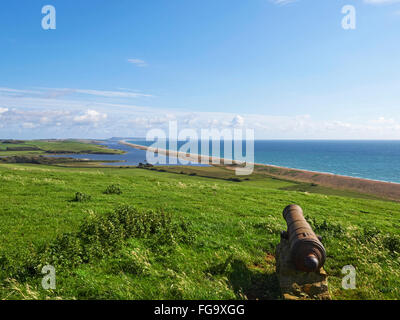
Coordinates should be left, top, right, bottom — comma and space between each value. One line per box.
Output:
52, 140, 400, 184
250, 140, 400, 184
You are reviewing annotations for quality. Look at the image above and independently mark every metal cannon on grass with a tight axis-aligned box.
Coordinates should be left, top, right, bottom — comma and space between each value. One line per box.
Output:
280, 204, 326, 272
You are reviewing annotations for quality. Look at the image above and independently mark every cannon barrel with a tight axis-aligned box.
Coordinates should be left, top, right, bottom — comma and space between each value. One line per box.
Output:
282, 204, 326, 272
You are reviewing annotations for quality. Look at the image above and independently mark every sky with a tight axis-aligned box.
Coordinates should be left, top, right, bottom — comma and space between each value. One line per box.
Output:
1, 0, 400, 139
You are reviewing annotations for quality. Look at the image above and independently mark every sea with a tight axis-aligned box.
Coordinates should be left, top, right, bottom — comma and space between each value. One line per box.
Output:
50, 140, 400, 184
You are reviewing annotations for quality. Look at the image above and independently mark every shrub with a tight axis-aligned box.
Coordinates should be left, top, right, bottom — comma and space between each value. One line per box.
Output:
137, 162, 154, 169
72, 192, 91, 202
39, 233, 85, 269
1, 206, 195, 282
104, 184, 122, 195
37, 206, 194, 270
382, 235, 400, 255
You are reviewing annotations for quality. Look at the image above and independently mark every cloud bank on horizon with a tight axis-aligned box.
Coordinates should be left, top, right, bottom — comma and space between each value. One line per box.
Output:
1, 85, 399, 140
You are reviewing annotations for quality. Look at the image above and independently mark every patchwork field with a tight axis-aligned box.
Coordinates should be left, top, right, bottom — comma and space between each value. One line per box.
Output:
0, 140, 124, 156
0, 162, 399, 300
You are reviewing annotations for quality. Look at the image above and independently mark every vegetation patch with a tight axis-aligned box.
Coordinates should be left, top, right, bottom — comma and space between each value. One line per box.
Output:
0, 155, 85, 165
0, 140, 124, 156
104, 184, 123, 195
0, 206, 194, 295
5, 146, 41, 151
72, 192, 92, 202
38, 206, 193, 268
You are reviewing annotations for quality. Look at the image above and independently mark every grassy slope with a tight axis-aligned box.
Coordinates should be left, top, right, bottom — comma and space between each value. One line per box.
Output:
0, 163, 399, 300
0, 140, 123, 156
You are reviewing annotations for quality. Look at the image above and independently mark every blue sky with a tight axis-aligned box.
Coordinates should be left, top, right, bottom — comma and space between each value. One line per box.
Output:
1, 0, 400, 139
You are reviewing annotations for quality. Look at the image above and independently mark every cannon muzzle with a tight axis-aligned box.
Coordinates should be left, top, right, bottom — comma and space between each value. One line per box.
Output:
282, 204, 326, 272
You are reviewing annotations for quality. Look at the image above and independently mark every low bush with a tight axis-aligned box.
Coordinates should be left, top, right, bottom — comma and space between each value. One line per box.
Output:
382, 235, 400, 255
72, 192, 91, 202
137, 162, 154, 169
4, 206, 195, 279
104, 184, 122, 195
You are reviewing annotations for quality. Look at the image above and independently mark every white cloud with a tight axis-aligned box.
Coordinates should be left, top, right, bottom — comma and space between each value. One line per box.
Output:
22, 122, 37, 129
1, 109, 72, 129
2, 105, 400, 139
2, 87, 400, 139
41, 87, 152, 99
0, 88, 41, 95
0, 87, 152, 100
231, 115, 244, 127
127, 58, 148, 67
73, 109, 107, 125
270, 0, 298, 5
372, 116, 396, 124
40, 116, 51, 124
73, 89, 151, 98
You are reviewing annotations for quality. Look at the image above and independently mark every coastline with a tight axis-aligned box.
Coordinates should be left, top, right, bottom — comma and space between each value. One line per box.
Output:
120, 140, 400, 201
119, 140, 245, 166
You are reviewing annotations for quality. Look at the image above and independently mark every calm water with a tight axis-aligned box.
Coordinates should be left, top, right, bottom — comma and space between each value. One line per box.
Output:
52, 140, 400, 183
49, 140, 208, 167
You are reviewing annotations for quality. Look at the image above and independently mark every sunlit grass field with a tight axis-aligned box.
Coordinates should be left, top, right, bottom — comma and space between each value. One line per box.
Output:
0, 162, 399, 300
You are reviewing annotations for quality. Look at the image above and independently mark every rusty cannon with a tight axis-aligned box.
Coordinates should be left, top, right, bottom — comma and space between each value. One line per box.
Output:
281, 204, 326, 273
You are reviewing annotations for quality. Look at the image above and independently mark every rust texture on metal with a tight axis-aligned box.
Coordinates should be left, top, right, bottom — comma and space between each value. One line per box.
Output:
281, 204, 326, 273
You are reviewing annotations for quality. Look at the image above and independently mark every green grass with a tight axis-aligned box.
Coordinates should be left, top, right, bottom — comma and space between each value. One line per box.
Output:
151, 166, 387, 201
0, 163, 399, 300
0, 140, 124, 156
